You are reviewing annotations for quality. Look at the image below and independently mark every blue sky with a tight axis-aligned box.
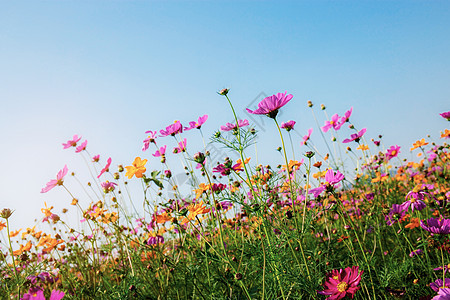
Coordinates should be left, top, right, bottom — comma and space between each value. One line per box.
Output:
1, 1, 449, 229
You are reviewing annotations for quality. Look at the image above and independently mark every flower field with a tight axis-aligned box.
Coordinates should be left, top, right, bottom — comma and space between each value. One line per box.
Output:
1, 90, 450, 299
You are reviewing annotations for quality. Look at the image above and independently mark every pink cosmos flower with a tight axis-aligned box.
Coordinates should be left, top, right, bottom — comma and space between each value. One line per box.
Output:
342, 128, 367, 143
142, 131, 157, 151
49, 290, 65, 300
97, 157, 112, 178
152, 145, 167, 157
340, 107, 353, 123
431, 279, 450, 292
75, 140, 87, 153
246, 91, 293, 119
321, 114, 343, 133
432, 287, 450, 300
301, 128, 313, 146
92, 155, 100, 162
281, 120, 296, 131
41, 165, 68, 193
385, 204, 407, 226
440, 111, 450, 121
309, 169, 344, 198
220, 119, 249, 131
409, 249, 423, 257
147, 235, 164, 245
184, 115, 208, 131
160, 121, 183, 137
173, 138, 187, 153
421, 218, 450, 234
213, 163, 243, 176
21, 286, 45, 300
101, 181, 117, 193
317, 266, 363, 299
62, 135, 81, 149
385, 145, 400, 161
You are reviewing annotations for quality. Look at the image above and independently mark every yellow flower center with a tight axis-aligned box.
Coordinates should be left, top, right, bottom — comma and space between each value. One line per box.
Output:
330, 121, 334, 125
337, 281, 349, 293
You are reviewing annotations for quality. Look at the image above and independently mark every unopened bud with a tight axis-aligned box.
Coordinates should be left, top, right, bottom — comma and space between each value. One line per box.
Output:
0, 208, 13, 219
193, 152, 206, 164
320, 104, 326, 110
305, 151, 315, 158
218, 88, 229, 96
307, 100, 313, 107
118, 165, 124, 172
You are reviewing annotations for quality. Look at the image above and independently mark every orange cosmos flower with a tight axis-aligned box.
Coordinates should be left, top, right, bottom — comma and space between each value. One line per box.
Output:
10, 229, 22, 237
194, 183, 210, 199
410, 138, 428, 151
441, 129, 450, 139
405, 218, 420, 230
181, 200, 210, 225
13, 241, 32, 256
356, 144, 369, 151
125, 157, 148, 179
0, 221, 6, 231
156, 212, 173, 224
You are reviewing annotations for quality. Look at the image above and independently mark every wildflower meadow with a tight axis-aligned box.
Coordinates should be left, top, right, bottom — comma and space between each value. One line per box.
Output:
1, 90, 450, 299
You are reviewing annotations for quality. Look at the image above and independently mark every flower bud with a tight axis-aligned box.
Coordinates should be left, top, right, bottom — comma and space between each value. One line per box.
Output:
307, 100, 313, 107
193, 152, 206, 164
165, 170, 172, 178
0, 208, 13, 219
320, 104, 326, 110
218, 88, 229, 96
304, 151, 315, 158
118, 165, 124, 172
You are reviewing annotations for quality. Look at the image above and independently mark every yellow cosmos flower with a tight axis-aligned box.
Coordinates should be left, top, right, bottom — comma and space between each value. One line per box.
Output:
356, 144, 369, 151
125, 157, 148, 179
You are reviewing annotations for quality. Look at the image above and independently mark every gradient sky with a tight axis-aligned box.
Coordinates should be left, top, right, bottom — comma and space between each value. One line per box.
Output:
1, 1, 449, 229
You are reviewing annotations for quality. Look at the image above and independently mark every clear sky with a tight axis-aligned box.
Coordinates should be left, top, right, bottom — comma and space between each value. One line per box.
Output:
1, 1, 449, 229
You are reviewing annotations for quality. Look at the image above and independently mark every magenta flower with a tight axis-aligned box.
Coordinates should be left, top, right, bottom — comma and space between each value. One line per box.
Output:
49, 290, 65, 300
401, 188, 427, 212
340, 107, 353, 123
432, 288, 450, 300
97, 157, 112, 178
385, 204, 407, 226
152, 145, 167, 157
430, 279, 450, 292
147, 235, 164, 245
321, 114, 343, 133
440, 111, 450, 121
92, 155, 100, 162
220, 119, 249, 131
160, 121, 183, 137
75, 140, 87, 153
21, 286, 45, 300
409, 249, 423, 257
317, 266, 363, 299
101, 181, 117, 193
184, 115, 208, 131
281, 120, 296, 131
309, 169, 344, 198
41, 165, 68, 193
342, 128, 367, 143
142, 131, 157, 151
62, 134, 81, 149
173, 138, 187, 153
301, 128, 313, 146
385, 145, 400, 161
324, 168, 345, 185
421, 218, 450, 234
213, 163, 243, 176
246, 91, 293, 119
